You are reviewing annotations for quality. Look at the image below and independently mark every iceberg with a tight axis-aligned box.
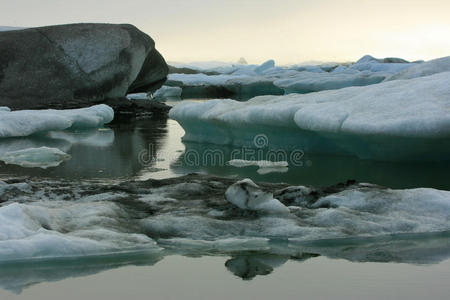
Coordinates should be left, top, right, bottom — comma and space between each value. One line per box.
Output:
0, 147, 71, 169
0, 104, 114, 138
169, 71, 450, 161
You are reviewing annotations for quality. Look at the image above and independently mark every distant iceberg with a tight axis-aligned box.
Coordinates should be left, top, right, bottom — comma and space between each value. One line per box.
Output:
167, 55, 422, 98
386, 56, 450, 81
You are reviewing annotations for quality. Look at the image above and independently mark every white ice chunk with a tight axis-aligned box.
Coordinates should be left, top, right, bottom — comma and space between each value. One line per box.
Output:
310, 186, 450, 235
126, 93, 149, 100
225, 179, 290, 213
228, 159, 288, 168
0, 104, 114, 138
0, 107, 10, 112
0, 147, 71, 169
256, 166, 289, 175
228, 159, 288, 174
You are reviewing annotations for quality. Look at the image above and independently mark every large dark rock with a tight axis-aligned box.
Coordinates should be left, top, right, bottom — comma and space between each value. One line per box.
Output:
0, 23, 169, 110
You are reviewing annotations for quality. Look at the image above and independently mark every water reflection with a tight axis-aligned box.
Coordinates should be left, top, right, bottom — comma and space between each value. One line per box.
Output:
225, 255, 290, 280
172, 142, 450, 190
1, 118, 448, 189
0, 232, 449, 293
0, 119, 168, 180
0, 251, 163, 294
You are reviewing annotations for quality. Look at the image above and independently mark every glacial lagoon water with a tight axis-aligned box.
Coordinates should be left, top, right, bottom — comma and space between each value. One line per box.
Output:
1, 116, 449, 190
1, 255, 450, 300
1, 101, 450, 299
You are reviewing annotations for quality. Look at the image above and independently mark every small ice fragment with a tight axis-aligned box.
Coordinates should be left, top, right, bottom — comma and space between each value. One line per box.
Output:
126, 93, 150, 100
228, 159, 288, 168
257, 167, 289, 175
228, 159, 288, 174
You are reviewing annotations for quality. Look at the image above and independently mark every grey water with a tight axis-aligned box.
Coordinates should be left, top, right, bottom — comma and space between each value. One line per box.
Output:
1, 255, 450, 300
1, 102, 450, 299
1, 117, 449, 190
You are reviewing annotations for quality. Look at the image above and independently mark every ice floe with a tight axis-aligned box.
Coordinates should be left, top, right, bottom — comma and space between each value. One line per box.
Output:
170, 71, 450, 161
0, 200, 159, 261
0, 104, 114, 138
0, 174, 449, 270
0, 147, 71, 169
228, 159, 289, 175
228, 159, 288, 168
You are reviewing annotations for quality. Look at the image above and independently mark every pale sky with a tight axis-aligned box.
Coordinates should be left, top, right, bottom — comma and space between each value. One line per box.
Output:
1, 0, 450, 64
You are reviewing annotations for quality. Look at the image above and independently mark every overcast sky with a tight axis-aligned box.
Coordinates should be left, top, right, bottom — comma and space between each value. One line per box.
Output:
2, 0, 450, 64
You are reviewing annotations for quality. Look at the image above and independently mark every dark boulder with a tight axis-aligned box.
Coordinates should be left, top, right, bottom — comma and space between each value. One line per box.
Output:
0, 23, 168, 110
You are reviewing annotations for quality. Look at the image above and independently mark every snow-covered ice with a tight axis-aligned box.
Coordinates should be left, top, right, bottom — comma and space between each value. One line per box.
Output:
0, 174, 449, 272
170, 71, 450, 161
386, 56, 450, 81
0, 147, 71, 169
0, 104, 114, 138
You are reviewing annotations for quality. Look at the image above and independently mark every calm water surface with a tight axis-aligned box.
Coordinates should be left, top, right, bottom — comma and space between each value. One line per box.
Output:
0, 255, 449, 300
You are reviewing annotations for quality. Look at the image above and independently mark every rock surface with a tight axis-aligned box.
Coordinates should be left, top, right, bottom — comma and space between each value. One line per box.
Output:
0, 23, 168, 110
